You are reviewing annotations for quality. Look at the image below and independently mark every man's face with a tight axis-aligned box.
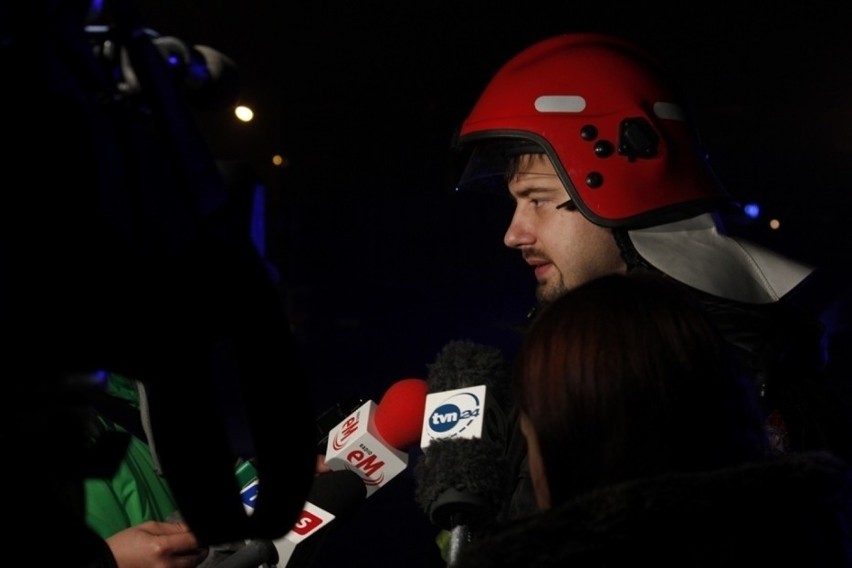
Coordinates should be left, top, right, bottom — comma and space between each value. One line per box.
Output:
504, 154, 626, 305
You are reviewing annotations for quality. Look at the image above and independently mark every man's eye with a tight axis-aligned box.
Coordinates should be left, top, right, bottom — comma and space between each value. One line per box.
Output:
556, 200, 577, 211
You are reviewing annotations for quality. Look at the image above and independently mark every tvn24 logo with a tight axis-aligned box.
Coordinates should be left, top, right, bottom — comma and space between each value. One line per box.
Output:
422, 385, 486, 444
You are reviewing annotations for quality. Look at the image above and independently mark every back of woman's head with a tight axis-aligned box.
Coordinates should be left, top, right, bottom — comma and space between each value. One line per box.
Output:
514, 272, 768, 507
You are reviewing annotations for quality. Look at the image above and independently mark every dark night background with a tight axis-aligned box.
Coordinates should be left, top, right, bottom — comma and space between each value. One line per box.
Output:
106, 1, 852, 565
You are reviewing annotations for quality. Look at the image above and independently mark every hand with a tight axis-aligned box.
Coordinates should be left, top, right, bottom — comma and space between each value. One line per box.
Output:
316, 454, 333, 475
106, 520, 209, 568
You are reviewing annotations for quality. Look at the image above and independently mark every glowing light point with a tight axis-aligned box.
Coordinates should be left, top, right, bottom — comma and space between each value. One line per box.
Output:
235, 105, 254, 122
769, 219, 781, 230
744, 203, 760, 219
272, 154, 289, 168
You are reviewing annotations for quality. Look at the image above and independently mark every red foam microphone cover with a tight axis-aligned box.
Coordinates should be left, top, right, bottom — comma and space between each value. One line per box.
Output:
373, 378, 428, 450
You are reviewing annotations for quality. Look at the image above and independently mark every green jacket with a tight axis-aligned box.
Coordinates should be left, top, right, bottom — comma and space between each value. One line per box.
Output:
83, 375, 180, 539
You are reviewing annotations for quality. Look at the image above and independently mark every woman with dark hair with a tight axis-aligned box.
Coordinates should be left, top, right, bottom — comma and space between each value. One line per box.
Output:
458, 272, 852, 566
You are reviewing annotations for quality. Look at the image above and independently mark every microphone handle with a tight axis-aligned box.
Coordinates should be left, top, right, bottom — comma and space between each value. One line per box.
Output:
446, 512, 472, 568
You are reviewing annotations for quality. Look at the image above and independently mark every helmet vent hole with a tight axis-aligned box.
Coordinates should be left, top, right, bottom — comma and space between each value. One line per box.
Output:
594, 140, 614, 158
580, 124, 598, 141
585, 172, 603, 188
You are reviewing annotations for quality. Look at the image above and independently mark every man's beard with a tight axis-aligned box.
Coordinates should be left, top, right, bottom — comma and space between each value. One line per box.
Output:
535, 277, 568, 309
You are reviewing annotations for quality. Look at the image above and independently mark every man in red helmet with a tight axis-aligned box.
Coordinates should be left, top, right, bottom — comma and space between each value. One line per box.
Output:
452, 32, 852, 521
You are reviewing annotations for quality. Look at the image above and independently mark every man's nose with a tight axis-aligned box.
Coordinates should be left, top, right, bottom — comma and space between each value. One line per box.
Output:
504, 210, 534, 248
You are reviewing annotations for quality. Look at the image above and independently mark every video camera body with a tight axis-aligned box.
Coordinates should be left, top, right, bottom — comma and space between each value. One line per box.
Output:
83, 17, 240, 110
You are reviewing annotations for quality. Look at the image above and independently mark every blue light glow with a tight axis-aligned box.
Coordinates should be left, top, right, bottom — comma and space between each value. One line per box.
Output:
744, 203, 760, 219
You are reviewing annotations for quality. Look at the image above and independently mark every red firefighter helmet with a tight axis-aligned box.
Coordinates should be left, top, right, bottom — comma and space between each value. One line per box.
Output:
455, 33, 730, 228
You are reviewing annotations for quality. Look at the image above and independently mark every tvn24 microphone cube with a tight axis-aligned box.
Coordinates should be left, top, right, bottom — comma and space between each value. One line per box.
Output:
420, 385, 487, 449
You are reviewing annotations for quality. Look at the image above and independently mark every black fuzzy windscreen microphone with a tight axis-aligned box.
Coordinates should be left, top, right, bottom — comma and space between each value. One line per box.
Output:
414, 340, 512, 564
425, 340, 512, 408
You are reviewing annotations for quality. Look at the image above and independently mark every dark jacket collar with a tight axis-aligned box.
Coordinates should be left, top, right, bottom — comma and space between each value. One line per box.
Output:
458, 452, 852, 567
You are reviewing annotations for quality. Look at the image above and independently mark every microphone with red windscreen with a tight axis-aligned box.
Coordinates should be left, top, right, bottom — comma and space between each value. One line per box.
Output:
323, 378, 428, 496
373, 377, 429, 449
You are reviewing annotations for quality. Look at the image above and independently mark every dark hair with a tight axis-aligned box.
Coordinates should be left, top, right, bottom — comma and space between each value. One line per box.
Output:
504, 147, 547, 182
513, 272, 769, 507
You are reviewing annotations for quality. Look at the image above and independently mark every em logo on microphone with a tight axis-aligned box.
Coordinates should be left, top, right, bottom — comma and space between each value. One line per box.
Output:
324, 400, 410, 497
331, 413, 361, 451
421, 385, 487, 447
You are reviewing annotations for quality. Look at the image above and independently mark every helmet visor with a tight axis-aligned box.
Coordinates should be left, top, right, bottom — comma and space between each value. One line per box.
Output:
454, 137, 547, 194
